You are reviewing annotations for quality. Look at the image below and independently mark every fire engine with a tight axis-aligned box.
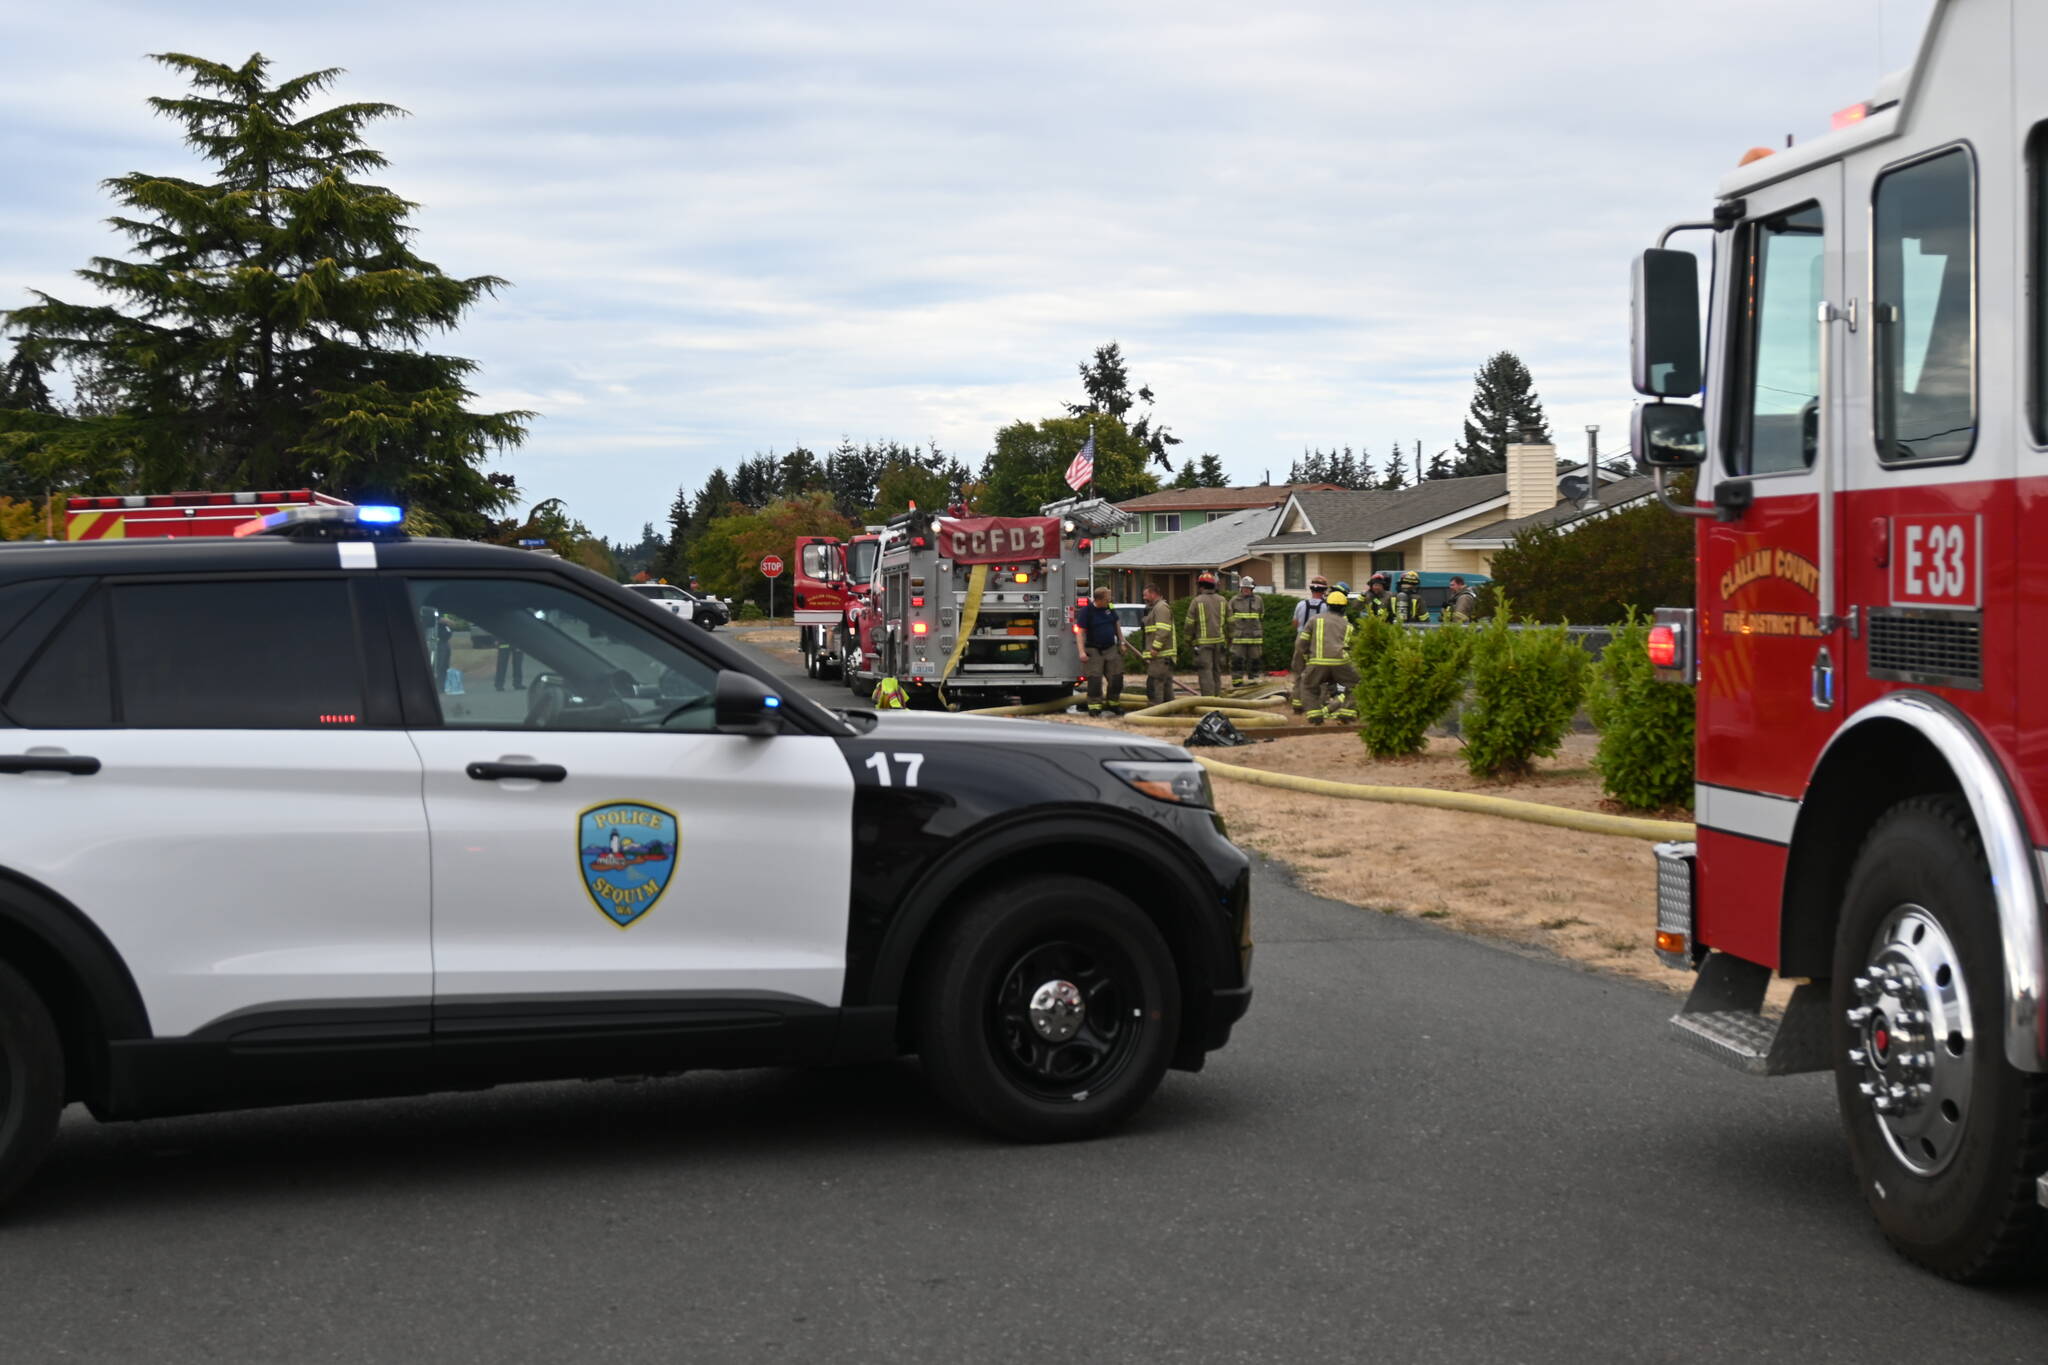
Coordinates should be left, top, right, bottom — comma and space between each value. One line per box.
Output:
1629, 0, 2046, 1279
795, 507, 1093, 707
64, 489, 353, 540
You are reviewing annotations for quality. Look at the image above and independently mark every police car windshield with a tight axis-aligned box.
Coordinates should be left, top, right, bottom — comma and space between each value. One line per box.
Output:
408, 579, 719, 731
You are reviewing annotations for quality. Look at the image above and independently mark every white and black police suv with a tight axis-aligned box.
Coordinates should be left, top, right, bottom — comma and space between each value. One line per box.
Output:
0, 506, 1251, 1205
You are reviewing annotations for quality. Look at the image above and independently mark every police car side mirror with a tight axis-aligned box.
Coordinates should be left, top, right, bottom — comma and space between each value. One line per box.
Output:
1632, 402, 1706, 470
714, 670, 784, 737
1632, 247, 1701, 398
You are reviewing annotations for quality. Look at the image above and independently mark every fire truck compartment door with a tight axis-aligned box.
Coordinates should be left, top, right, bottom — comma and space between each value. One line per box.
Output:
398, 576, 856, 1011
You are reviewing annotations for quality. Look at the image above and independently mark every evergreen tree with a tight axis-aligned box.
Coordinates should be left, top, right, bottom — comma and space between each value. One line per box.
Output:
1452, 350, 1550, 476
1195, 452, 1228, 487
0, 345, 57, 414
2, 53, 525, 530
1169, 458, 1201, 489
688, 467, 735, 549
1064, 341, 1180, 467
730, 453, 781, 508
1379, 448, 1409, 489
777, 445, 823, 496
1354, 448, 1376, 488
1425, 448, 1454, 481
655, 483, 692, 580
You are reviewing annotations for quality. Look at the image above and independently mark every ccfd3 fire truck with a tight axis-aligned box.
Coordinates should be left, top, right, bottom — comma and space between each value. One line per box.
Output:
796, 509, 1091, 707
1630, 0, 2046, 1279
64, 490, 354, 540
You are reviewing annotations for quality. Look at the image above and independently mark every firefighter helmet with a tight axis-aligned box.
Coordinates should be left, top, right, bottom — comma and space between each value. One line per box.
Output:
1325, 589, 1349, 607
1399, 570, 1421, 587
1369, 573, 1390, 588
1197, 572, 1217, 587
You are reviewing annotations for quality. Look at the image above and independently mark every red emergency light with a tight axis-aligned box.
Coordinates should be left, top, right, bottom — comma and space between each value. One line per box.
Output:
1646, 625, 1679, 668
1831, 102, 1869, 130
911, 621, 929, 635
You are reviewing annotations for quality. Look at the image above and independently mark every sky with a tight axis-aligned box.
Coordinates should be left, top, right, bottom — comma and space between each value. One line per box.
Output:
0, 0, 1939, 542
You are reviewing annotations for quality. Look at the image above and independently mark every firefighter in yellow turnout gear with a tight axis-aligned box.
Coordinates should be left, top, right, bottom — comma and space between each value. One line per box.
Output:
1228, 576, 1264, 687
1297, 590, 1358, 724
872, 676, 909, 710
1141, 584, 1177, 704
1187, 573, 1228, 698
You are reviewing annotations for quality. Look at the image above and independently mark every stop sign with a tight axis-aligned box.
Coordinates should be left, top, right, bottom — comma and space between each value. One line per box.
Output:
760, 555, 785, 578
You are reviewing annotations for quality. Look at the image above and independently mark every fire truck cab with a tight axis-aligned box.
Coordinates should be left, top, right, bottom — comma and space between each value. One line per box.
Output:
794, 532, 881, 680
1630, 0, 2048, 1279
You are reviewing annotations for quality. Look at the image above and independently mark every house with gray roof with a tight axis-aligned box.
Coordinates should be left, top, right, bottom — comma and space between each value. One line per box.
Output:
1241, 439, 1648, 594
1095, 505, 1280, 600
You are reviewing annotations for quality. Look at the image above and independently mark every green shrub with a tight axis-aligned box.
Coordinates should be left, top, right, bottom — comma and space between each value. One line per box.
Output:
1260, 593, 1303, 671
1348, 615, 1471, 758
735, 601, 766, 621
1483, 474, 1695, 624
1589, 613, 1696, 810
1463, 604, 1589, 778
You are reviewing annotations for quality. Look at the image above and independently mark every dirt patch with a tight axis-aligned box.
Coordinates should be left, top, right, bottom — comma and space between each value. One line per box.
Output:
726, 625, 803, 668
1051, 707, 1697, 992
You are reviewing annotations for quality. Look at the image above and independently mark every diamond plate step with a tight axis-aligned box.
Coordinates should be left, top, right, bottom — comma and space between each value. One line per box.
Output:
1667, 951, 1832, 1077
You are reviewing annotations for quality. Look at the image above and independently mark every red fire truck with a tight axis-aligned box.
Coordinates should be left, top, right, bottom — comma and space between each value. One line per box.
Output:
793, 529, 882, 680
796, 508, 1091, 706
65, 490, 353, 540
1629, 0, 2046, 1279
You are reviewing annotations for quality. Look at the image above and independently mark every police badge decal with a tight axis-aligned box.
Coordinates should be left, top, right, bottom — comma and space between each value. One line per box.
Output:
578, 801, 680, 928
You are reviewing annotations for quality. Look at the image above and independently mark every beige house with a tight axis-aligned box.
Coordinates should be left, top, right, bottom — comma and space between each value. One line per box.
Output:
1243, 438, 1653, 593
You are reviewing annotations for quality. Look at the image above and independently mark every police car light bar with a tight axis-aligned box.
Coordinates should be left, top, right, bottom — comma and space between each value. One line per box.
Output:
233, 504, 408, 540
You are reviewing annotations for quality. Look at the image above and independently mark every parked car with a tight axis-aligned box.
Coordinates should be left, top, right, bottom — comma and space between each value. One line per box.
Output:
625, 581, 727, 630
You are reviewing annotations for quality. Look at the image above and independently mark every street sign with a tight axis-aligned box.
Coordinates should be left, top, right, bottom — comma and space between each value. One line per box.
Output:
760, 555, 785, 578
517, 538, 546, 547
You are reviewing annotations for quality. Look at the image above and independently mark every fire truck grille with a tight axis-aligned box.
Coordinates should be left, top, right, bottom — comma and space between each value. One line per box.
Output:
1866, 608, 1981, 690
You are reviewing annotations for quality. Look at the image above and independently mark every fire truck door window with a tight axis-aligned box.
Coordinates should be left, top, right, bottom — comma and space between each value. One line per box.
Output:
1732, 203, 1827, 477
799, 544, 839, 580
1874, 148, 1976, 464
848, 539, 879, 585
111, 581, 366, 729
405, 578, 719, 732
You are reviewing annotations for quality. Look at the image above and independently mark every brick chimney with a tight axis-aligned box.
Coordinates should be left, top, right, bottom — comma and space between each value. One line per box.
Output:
1505, 428, 1558, 521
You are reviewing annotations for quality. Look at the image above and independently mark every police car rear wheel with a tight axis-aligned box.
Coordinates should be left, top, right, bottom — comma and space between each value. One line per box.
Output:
920, 876, 1178, 1142
0, 958, 64, 1210
1830, 795, 2048, 1282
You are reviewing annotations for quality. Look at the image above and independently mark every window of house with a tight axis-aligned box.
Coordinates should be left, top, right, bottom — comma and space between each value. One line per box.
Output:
111, 579, 366, 728
1727, 202, 1826, 476
1874, 147, 1975, 464
1282, 555, 1305, 590
1370, 552, 1405, 573
1151, 513, 1181, 534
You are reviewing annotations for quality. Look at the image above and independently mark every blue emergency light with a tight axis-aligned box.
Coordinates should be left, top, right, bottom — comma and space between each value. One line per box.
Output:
764, 695, 783, 709
357, 505, 404, 524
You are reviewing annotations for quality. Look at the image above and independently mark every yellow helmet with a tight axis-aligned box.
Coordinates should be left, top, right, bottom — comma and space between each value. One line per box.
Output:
1325, 589, 1349, 607
1400, 570, 1421, 587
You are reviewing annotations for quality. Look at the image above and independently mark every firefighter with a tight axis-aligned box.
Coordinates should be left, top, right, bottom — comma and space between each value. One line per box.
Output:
1288, 575, 1329, 712
1075, 586, 1126, 715
1298, 589, 1357, 724
1187, 572, 1227, 698
1360, 573, 1398, 623
1141, 583, 1176, 705
1443, 574, 1477, 623
872, 675, 909, 710
1395, 569, 1429, 623
1228, 576, 1263, 688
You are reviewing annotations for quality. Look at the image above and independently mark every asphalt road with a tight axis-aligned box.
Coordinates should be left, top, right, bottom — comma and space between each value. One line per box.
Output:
0, 634, 2041, 1362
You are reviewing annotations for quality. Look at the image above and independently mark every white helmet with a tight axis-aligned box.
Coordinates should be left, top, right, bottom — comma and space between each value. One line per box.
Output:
1239, 576, 1255, 589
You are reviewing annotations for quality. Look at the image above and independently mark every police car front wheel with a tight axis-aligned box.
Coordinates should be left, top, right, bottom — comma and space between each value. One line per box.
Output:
0, 958, 65, 1210
918, 876, 1179, 1142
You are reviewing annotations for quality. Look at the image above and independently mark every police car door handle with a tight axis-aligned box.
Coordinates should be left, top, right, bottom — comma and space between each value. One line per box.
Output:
465, 761, 568, 783
0, 754, 101, 775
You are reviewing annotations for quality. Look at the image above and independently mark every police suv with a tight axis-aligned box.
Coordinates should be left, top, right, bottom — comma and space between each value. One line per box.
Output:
0, 506, 1252, 1205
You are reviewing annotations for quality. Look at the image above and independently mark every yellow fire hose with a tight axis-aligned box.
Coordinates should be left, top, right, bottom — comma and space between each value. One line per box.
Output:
1191, 755, 1696, 842
936, 563, 989, 710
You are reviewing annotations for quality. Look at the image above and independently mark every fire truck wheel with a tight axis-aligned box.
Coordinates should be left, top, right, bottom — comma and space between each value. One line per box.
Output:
1830, 795, 2048, 1282
0, 958, 64, 1210
917, 876, 1179, 1142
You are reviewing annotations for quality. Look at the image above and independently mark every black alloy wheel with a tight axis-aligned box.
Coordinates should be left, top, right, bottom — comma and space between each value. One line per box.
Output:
919, 875, 1179, 1142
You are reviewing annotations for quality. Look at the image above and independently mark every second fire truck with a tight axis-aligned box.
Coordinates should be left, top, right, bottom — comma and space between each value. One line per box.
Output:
1630, 0, 2046, 1280
795, 508, 1092, 707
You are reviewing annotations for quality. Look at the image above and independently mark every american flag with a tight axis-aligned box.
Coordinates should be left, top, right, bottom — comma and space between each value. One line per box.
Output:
1063, 431, 1095, 492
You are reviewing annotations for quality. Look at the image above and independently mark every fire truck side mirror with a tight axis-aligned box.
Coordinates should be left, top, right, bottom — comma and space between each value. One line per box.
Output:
1631, 247, 1702, 398
1632, 402, 1706, 470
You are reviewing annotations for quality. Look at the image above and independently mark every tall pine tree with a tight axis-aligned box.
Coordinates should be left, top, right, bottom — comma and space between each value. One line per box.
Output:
1452, 350, 1550, 476
4, 53, 527, 530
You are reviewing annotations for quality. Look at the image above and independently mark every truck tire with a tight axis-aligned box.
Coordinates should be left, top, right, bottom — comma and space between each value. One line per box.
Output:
918, 875, 1179, 1142
1830, 795, 2048, 1281
0, 957, 65, 1210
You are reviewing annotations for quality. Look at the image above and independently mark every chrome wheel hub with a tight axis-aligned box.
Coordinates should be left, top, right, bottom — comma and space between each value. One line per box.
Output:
1028, 979, 1085, 1042
1847, 905, 1974, 1176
